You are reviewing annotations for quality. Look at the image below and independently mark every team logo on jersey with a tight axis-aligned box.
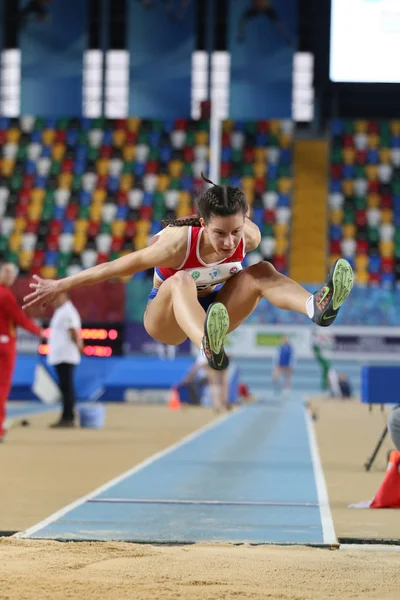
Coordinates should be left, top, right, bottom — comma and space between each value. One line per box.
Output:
209, 269, 220, 280
191, 271, 200, 280
230, 267, 238, 274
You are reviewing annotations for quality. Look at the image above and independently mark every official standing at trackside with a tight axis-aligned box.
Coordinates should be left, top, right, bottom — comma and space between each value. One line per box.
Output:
0, 262, 44, 442
273, 335, 294, 392
48, 292, 83, 428
180, 348, 229, 411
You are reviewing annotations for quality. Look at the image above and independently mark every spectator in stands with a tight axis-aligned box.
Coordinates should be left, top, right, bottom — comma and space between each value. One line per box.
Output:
237, 0, 294, 46
48, 292, 82, 428
388, 406, 400, 452
273, 335, 294, 392
180, 349, 229, 411
0, 263, 44, 442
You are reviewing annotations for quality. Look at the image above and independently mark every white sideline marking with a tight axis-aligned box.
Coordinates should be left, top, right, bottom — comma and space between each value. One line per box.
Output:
340, 544, 400, 553
304, 408, 337, 545
15, 407, 245, 539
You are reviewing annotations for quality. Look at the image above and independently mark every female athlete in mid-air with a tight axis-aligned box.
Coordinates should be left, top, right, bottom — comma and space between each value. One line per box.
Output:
23, 175, 354, 371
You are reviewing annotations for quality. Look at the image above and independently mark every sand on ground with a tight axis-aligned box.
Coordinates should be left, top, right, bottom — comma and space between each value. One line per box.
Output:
1, 400, 399, 600
0, 538, 399, 600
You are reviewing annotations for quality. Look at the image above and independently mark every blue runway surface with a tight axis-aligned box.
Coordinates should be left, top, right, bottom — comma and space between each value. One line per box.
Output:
18, 399, 335, 546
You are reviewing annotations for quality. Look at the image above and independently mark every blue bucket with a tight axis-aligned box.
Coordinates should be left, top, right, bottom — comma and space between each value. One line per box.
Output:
77, 404, 106, 429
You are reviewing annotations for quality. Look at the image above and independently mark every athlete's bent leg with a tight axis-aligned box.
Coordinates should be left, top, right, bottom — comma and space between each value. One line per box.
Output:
145, 273, 230, 371
216, 261, 309, 332
248, 261, 310, 313
216, 259, 353, 332
144, 271, 206, 347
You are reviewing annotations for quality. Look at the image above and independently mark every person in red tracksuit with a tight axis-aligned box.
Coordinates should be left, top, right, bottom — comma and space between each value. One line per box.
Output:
0, 263, 44, 441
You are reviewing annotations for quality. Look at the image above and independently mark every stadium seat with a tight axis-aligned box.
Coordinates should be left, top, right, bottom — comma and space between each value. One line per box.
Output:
245, 251, 263, 266
81, 249, 97, 269
329, 120, 400, 284
0, 118, 293, 275
59, 233, 74, 253
221, 120, 293, 271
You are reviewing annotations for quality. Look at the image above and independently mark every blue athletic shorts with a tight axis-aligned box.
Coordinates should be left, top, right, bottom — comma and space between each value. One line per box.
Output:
147, 284, 223, 311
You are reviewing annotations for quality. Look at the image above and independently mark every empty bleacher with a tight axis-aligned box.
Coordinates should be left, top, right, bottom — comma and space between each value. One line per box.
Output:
0, 116, 210, 277
221, 119, 293, 274
0, 117, 294, 277
329, 119, 400, 287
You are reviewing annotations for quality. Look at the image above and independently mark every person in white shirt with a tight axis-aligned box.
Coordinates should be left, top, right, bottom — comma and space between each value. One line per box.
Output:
181, 348, 229, 411
48, 293, 82, 427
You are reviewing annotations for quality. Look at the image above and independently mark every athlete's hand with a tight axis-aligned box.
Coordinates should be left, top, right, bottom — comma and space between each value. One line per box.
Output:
22, 276, 63, 310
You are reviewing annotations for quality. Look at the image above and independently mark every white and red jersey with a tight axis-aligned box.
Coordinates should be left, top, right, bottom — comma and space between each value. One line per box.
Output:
154, 226, 246, 292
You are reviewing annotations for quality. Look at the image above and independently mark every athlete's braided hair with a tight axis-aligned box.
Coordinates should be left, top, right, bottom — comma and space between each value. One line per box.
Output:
161, 173, 248, 228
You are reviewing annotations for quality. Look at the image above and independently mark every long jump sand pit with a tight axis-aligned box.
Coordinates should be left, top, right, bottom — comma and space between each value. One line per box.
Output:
1, 401, 399, 600
0, 538, 399, 600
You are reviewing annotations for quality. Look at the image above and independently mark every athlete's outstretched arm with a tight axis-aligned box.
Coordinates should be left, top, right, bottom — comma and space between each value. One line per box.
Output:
23, 227, 186, 309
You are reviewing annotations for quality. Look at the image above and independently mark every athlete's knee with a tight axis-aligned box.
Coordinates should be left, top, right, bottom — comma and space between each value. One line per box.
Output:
249, 260, 277, 276
246, 261, 282, 284
169, 270, 196, 290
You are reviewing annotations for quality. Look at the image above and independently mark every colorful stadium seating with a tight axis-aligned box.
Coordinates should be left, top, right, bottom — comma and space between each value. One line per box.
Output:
0, 117, 210, 277
329, 120, 400, 287
0, 117, 293, 277
221, 119, 293, 274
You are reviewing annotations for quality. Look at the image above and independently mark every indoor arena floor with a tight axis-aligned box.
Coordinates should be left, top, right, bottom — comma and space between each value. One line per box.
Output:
1, 397, 399, 600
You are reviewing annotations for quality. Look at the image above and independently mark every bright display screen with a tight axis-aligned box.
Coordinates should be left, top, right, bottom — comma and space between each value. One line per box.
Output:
330, 0, 400, 83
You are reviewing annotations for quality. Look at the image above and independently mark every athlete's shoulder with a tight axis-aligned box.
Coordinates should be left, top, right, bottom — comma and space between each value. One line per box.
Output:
149, 225, 190, 249
244, 218, 261, 252
148, 225, 191, 268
